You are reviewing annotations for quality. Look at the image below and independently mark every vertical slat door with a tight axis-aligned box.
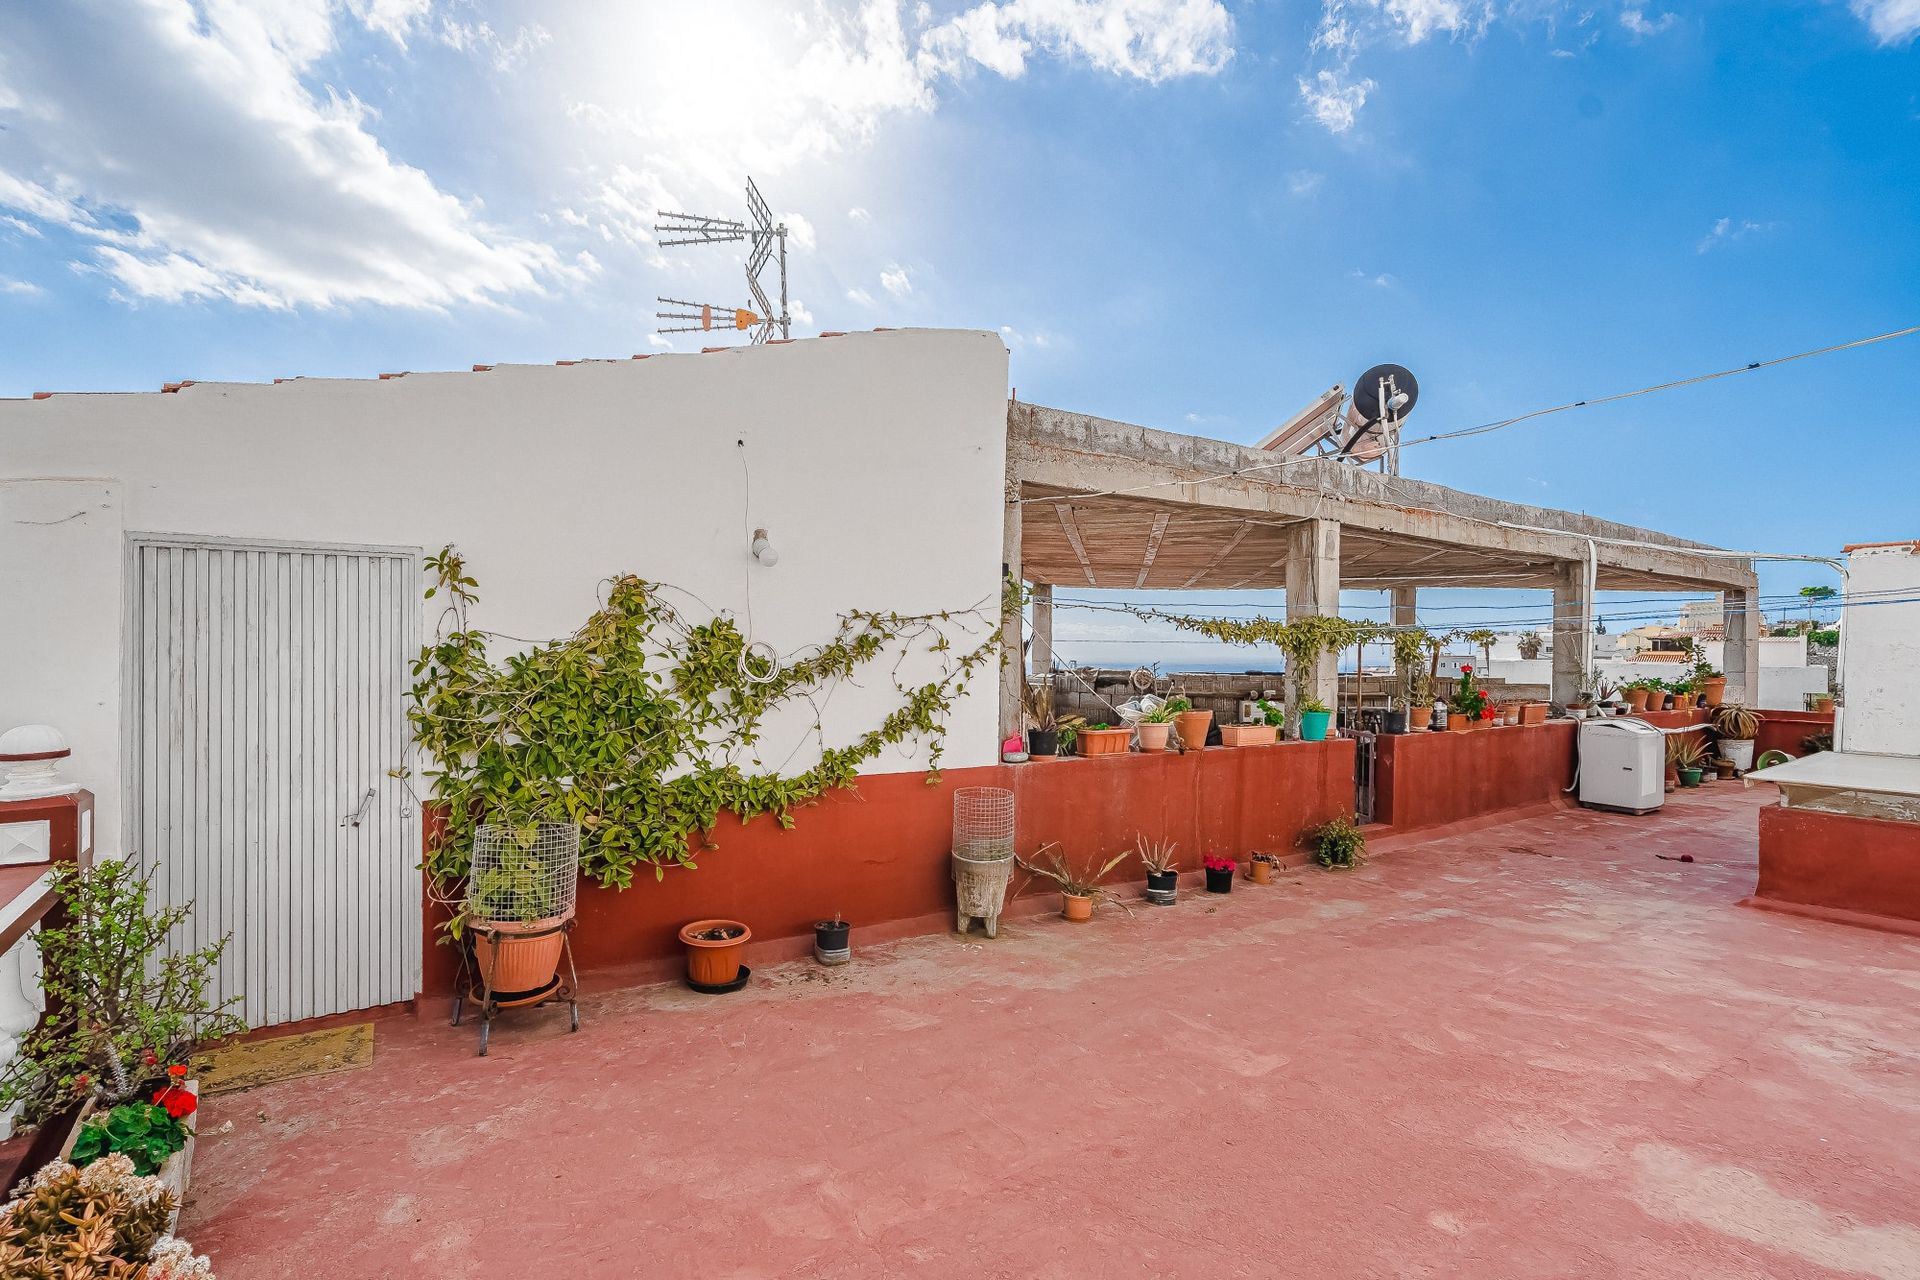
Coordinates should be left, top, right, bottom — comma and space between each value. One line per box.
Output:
130, 540, 418, 1027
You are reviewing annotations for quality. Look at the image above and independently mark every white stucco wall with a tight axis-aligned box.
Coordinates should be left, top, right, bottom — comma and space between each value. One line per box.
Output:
1838, 541, 1920, 757
0, 329, 1011, 858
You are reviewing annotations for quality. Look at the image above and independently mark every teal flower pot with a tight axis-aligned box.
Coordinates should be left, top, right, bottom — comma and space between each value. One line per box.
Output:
1299, 710, 1332, 742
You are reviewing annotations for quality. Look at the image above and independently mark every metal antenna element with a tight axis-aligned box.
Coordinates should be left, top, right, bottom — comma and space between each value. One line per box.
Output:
655, 177, 791, 346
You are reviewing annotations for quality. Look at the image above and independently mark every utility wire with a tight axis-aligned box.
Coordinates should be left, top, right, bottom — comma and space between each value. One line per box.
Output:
1012, 323, 1920, 506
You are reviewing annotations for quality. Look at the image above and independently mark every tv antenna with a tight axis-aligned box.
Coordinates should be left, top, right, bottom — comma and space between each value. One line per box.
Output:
655, 177, 791, 346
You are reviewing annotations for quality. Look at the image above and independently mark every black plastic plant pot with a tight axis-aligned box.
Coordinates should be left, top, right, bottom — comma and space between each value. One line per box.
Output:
1145, 869, 1178, 906
1027, 728, 1059, 758
814, 919, 851, 952
1204, 867, 1234, 894
1384, 710, 1408, 735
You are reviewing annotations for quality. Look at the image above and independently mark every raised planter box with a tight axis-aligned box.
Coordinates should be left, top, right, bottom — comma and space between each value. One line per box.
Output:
57, 1079, 198, 1232
1218, 724, 1278, 747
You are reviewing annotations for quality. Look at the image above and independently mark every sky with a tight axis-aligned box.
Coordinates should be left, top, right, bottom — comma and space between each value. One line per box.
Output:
2, 1, 1916, 668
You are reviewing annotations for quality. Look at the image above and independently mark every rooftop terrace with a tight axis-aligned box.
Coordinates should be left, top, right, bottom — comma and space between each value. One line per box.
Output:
181, 784, 1920, 1278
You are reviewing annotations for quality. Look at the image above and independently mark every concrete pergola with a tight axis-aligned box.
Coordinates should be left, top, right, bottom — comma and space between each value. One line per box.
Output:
999, 402, 1761, 733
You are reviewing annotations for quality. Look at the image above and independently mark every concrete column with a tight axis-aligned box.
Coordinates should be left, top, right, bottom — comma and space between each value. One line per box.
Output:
1551, 560, 1593, 707
1722, 580, 1761, 708
1285, 518, 1341, 729
1391, 586, 1417, 704
999, 488, 1025, 745
1030, 583, 1054, 678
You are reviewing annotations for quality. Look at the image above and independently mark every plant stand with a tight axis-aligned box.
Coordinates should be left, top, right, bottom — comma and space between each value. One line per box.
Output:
452, 918, 581, 1057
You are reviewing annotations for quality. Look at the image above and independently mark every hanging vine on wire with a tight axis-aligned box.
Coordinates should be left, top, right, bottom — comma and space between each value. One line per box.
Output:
408, 547, 1007, 907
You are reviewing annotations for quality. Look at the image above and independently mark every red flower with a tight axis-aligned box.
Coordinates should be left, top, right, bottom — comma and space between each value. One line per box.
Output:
1461, 664, 1472, 673
143, 1050, 158, 1067
167, 1063, 188, 1081
73, 1073, 91, 1094
153, 1085, 197, 1119
1480, 707, 1494, 720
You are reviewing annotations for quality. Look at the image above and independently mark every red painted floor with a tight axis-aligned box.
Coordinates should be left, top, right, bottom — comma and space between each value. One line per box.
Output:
183, 784, 1920, 1278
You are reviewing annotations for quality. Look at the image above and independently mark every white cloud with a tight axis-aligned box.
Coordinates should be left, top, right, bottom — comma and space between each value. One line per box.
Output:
783, 212, 818, 251
998, 323, 1056, 350
1852, 0, 1920, 44
1696, 216, 1778, 253
1287, 169, 1326, 198
0, 276, 43, 296
647, 332, 674, 349
1619, 8, 1678, 39
0, 1, 565, 309
1349, 267, 1398, 288
1, 214, 43, 238
347, 0, 434, 46
1299, 69, 1374, 133
921, 0, 1235, 83
791, 297, 816, 327
847, 286, 877, 306
848, 206, 873, 223
879, 264, 913, 296
434, 18, 553, 70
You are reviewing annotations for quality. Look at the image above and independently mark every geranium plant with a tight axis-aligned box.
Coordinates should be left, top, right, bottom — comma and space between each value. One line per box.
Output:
1201, 853, 1236, 873
1450, 664, 1493, 722
69, 1066, 195, 1177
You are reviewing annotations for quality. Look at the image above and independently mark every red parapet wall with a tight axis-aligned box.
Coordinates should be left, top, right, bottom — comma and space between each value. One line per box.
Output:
1374, 722, 1577, 832
1753, 710, 1834, 760
1755, 805, 1920, 927
421, 739, 1356, 996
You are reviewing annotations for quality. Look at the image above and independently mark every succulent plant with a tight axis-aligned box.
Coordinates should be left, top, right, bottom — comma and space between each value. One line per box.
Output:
0, 1155, 176, 1279
1712, 703, 1762, 741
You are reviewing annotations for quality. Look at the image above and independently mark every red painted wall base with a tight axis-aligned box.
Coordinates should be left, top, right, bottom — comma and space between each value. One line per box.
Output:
422, 739, 1357, 997
1754, 804, 1920, 928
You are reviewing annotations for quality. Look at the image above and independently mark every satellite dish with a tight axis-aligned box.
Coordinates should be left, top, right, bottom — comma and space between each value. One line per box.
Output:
1351, 364, 1418, 425
1339, 363, 1418, 464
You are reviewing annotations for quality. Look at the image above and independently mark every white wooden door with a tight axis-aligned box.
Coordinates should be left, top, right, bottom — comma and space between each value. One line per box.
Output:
128, 537, 419, 1027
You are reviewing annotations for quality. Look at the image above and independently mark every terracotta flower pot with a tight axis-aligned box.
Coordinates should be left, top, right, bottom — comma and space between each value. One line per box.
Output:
679, 919, 752, 987
1408, 706, 1433, 730
1813, 695, 1834, 713
1219, 723, 1278, 747
1625, 688, 1650, 713
1136, 721, 1173, 751
1077, 727, 1131, 757
1174, 710, 1213, 749
470, 914, 570, 995
1449, 715, 1476, 733
1520, 702, 1548, 725
1700, 677, 1727, 707
1062, 892, 1093, 922
1249, 858, 1275, 885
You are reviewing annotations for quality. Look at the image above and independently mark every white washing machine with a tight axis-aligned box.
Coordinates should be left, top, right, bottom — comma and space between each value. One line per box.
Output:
1577, 717, 1666, 815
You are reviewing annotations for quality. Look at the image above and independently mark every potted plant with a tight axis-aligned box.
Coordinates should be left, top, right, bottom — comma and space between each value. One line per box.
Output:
1136, 835, 1181, 905
466, 823, 579, 999
814, 914, 851, 966
1669, 678, 1695, 710
1219, 702, 1279, 747
1167, 696, 1214, 750
1249, 851, 1283, 885
1076, 722, 1130, 756
1202, 853, 1235, 893
1810, 691, 1835, 714
1673, 735, 1709, 787
1449, 664, 1492, 731
679, 919, 752, 989
1016, 843, 1131, 922
1297, 697, 1333, 742
1711, 703, 1761, 772
1623, 680, 1652, 713
1306, 815, 1366, 869
1023, 683, 1059, 757
1135, 701, 1176, 751
2, 1151, 212, 1273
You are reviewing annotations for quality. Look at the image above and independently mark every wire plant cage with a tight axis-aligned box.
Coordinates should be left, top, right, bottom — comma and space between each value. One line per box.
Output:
952, 787, 1016, 937
467, 822, 581, 925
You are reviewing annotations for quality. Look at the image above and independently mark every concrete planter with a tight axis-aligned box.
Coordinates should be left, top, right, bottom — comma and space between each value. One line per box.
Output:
58, 1080, 199, 1233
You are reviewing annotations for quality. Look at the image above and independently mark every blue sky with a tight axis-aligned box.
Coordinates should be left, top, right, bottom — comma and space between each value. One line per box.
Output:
2, 1, 1915, 663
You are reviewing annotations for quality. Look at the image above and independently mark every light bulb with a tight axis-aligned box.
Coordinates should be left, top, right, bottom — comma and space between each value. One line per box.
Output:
751, 528, 779, 567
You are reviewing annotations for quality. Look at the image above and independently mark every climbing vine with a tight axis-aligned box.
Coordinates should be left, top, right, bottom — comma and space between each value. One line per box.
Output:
1149, 611, 1386, 705
409, 547, 1004, 896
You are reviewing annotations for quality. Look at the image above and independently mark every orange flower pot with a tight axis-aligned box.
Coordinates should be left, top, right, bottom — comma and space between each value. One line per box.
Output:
1077, 728, 1131, 757
1700, 677, 1727, 707
1219, 723, 1279, 747
1136, 721, 1173, 751
1249, 858, 1275, 885
1625, 688, 1650, 713
1408, 706, 1433, 730
679, 919, 752, 987
1449, 716, 1476, 733
1813, 696, 1834, 713
469, 915, 570, 995
1062, 893, 1093, 922
1520, 702, 1548, 725
1174, 710, 1213, 749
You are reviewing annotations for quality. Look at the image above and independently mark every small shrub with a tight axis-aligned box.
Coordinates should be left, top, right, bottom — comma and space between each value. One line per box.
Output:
1306, 816, 1366, 869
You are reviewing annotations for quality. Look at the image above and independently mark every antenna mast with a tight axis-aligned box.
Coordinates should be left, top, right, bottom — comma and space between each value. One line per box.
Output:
654, 177, 791, 346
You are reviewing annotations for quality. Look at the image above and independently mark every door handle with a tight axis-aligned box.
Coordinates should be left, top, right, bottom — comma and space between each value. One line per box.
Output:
340, 788, 376, 828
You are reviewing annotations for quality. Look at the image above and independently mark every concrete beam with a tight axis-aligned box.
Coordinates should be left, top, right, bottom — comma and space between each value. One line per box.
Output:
1031, 582, 1054, 678
1722, 579, 1761, 708
1010, 403, 1754, 591
1551, 560, 1594, 707
1392, 586, 1417, 705
1286, 518, 1341, 732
